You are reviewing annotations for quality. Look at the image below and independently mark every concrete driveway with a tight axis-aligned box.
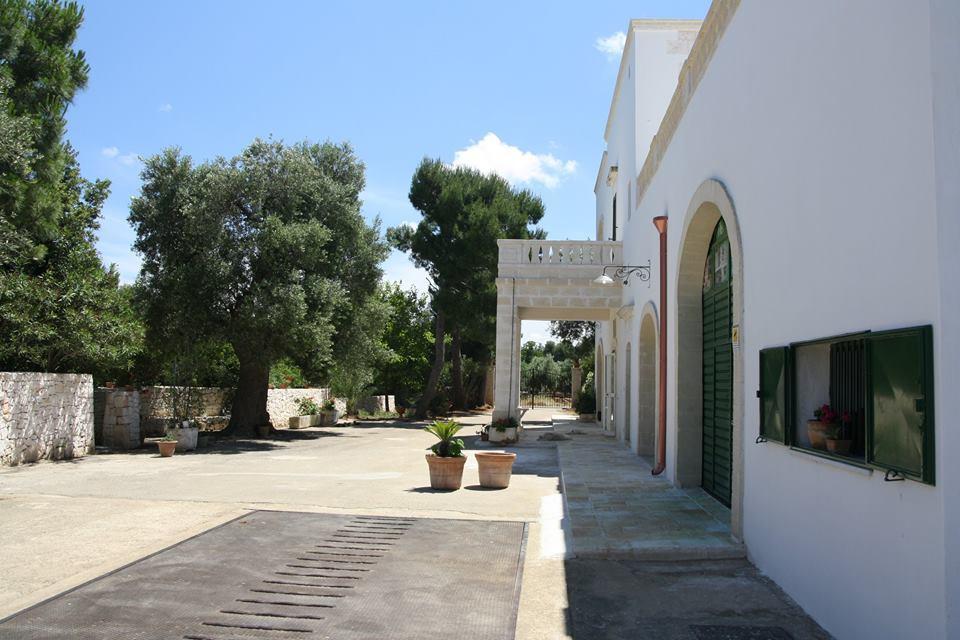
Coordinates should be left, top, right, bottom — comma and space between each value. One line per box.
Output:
0, 411, 569, 638
0, 410, 827, 639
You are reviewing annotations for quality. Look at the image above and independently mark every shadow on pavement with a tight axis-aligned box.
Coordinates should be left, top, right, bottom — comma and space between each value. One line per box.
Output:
563, 558, 831, 640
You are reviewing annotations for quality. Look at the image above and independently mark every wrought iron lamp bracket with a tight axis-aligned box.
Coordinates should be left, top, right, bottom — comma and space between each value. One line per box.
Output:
601, 260, 652, 287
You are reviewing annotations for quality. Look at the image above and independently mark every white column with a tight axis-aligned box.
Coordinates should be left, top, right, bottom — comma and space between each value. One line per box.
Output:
493, 279, 521, 421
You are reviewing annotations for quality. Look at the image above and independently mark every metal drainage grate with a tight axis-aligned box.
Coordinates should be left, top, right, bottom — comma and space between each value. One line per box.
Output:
0, 512, 526, 640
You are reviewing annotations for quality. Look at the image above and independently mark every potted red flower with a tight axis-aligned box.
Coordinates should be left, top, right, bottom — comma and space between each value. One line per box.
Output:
826, 411, 854, 455
807, 404, 836, 450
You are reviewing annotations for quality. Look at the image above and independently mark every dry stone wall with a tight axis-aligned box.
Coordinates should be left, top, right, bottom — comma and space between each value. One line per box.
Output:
266, 388, 337, 425
0, 372, 94, 466
100, 390, 140, 449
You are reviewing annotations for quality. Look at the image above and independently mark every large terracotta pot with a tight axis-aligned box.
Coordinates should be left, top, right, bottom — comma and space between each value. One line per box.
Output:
157, 441, 176, 457
425, 455, 466, 490
475, 451, 517, 489
806, 420, 830, 450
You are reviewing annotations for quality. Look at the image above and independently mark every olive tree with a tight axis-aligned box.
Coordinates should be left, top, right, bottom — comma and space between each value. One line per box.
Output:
130, 139, 387, 435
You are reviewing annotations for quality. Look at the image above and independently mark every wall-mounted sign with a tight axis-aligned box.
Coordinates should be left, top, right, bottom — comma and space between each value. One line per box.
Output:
731, 324, 740, 348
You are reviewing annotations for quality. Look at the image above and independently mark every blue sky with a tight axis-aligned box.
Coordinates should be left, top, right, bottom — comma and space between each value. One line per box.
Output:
69, 0, 709, 342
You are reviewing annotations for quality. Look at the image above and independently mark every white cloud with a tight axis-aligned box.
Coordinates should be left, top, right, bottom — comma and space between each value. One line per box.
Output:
399, 220, 418, 230
521, 320, 554, 345
595, 31, 626, 61
158, 103, 173, 113
117, 153, 140, 166
102, 147, 139, 166
382, 250, 431, 293
452, 132, 577, 189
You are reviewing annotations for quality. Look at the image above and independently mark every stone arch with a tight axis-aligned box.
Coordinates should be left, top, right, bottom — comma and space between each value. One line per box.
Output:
674, 178, 745, 539
637, 302, 658, 461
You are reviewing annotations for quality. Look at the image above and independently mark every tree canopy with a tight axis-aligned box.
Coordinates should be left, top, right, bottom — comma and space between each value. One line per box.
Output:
130, 139, 387, 433
387, 159, 545, 416
0, 0, 141, 377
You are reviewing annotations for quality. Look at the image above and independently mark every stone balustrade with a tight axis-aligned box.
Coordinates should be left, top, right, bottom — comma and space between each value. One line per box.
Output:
498, 239, 621, 267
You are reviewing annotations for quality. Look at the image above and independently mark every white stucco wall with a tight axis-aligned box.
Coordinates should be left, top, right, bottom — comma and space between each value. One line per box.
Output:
598, 21, 698, 441
612, 2, 953, 638
928, 2, 960, 637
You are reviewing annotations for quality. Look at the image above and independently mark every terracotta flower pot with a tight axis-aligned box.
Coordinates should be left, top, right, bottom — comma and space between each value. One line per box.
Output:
425, 455, 466, 490
807, 420, 830, 450
157, 441, 177, 457
257, 424, 272, 438
826, 438, 853, 455
475, 451, 517, 489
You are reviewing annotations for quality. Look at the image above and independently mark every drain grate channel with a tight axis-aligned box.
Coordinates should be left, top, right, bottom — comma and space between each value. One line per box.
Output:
0, 511, 526, 640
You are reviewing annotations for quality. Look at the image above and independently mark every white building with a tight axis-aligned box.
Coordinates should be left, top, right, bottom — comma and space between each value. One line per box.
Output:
493, 2, 960, 638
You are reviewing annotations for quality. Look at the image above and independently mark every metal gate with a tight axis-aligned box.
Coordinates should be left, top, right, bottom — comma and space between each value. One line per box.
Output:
520, 367, 571, 409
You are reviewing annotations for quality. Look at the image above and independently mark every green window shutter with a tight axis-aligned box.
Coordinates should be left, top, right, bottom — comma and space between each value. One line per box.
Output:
759, 347, 790, 443
866, 325, 935, 484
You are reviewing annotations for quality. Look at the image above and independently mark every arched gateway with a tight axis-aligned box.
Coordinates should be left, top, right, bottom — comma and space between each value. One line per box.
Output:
492, 240, 623, 428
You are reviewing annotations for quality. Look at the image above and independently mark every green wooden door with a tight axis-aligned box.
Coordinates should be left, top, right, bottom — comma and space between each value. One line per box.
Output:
701, 219, 733, 506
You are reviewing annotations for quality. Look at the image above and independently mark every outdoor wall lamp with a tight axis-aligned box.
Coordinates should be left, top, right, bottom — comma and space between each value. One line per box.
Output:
592, 260, 652, 286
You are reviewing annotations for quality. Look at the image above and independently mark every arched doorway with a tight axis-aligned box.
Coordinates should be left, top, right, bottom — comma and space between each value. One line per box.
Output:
637, 310, 657, 462
701, 219, 733, 505
675, 178, 745, 538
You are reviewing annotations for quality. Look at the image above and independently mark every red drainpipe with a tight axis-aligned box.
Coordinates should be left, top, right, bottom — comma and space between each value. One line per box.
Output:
652, 216, 668, 475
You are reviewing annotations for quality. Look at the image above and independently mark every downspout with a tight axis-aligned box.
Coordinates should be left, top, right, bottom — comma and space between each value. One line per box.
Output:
652, 216, 668, 475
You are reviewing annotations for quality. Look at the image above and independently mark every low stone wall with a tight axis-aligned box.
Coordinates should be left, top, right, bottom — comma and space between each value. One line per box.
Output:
0, 372, 94, 466
100, 390, 140, 449
139, 386, 231, 438
357, 395, 396, 414
266, 388, 336, 426
92, 385, 391, 442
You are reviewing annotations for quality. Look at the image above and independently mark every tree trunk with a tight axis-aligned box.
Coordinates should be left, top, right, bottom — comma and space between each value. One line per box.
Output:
451, 326, 466, 410
223, 352, 271, 437
416, 310, 445, 419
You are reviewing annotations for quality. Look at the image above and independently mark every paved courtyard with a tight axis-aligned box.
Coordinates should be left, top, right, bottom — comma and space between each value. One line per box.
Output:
0, 410, 828, 639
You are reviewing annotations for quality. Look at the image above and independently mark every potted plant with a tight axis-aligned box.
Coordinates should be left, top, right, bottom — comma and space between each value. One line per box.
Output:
397, 405, 407, 419
168, 419, 199, 452
489, 416, 519, 444
826, 410, 854, 455
156, 434, 177, 457
320, 399, 340, 426
424, 420, 466, 490
475, 450, 517, 489
574, 374, 597, 421
290, 397, 322, 429
807, 404, 837, 450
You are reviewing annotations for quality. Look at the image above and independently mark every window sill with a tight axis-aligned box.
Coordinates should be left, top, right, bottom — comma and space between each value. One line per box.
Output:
788, 446, 874, 476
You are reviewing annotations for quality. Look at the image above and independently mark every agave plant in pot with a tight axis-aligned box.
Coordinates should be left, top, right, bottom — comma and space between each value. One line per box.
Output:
424, 420, 466, 490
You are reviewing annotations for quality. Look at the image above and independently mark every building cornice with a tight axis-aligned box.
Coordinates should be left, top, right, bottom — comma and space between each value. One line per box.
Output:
603, 18, 704, 142
635, 0, 741, 202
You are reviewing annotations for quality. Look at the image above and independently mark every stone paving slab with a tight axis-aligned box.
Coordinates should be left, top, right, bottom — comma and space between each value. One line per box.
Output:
552, 421, 745, 560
